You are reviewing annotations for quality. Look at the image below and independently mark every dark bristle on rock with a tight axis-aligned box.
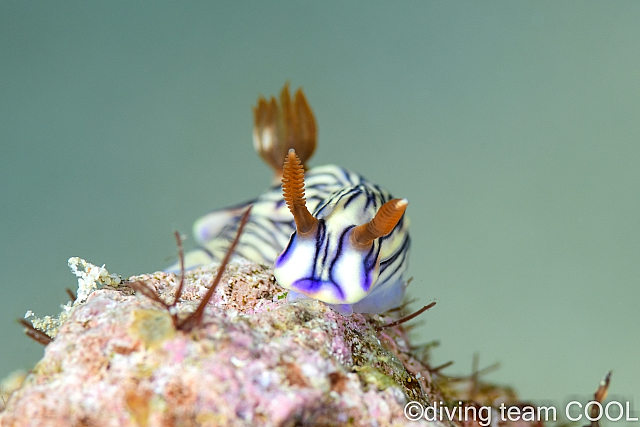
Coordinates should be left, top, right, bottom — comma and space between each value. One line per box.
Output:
170, 230, 186, 323
17, 319, 52, 346
65, 288, 76, 302
177, 205, 252, 332
376, 301, 436, 331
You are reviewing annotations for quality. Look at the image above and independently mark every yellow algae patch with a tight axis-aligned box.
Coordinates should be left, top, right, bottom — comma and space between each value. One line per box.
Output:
125, 387, 152, 427
0, 370, 27, 411
128, 309, 175, 349
354, 365, 398, 391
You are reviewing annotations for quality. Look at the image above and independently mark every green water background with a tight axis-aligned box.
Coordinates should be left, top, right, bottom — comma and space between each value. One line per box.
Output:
1, 1, 638, 418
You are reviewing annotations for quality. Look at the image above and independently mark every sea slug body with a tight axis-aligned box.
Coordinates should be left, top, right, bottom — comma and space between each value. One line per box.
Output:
171, 84, 410, 315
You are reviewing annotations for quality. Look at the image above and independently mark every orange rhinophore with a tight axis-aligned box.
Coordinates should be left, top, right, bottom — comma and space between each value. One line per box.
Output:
351, 198, 408, 249
282, 149, 317, 234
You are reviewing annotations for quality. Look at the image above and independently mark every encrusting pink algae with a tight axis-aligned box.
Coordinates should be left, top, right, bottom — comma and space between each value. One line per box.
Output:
1, 259, 440, 427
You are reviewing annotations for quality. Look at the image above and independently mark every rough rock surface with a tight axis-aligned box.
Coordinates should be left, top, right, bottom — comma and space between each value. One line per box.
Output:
1, 259, 441, 427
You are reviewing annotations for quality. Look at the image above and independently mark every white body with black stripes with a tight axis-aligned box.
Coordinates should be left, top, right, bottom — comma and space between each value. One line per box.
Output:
174, 164, 410, 314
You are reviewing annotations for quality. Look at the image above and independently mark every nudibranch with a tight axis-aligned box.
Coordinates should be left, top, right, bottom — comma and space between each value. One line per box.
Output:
171, 84, 410, 314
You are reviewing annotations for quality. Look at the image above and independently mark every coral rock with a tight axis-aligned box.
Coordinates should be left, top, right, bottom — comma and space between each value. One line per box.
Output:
1, 259, 435, 427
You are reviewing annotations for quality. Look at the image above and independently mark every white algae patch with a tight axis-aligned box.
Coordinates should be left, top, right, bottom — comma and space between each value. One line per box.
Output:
24, 257, 122, 339
68, 257, 122, 302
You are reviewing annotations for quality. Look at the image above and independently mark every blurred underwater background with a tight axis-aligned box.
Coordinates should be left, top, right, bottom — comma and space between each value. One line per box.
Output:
1, 1, 638, 419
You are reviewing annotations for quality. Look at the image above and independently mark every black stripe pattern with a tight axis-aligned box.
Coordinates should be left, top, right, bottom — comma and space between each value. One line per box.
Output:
169, 164, 410, 314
